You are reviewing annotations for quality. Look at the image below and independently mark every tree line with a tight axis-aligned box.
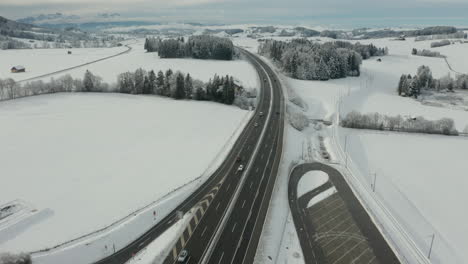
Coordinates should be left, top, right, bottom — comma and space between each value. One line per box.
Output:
258, 39, 387, 81
0, 69, 247, 108
341, 111, 458, 136
117, 68, 237, 104
144, 35, 235, 60
415, 32, 467, 42
397, 65, 468, 98
0, 252, 31, 264
430, 40, 451, 48
411, 48, 444, 58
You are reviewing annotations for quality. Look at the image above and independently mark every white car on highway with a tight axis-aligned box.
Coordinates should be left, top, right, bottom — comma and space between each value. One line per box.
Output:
238, 165, 244, 172
178, 250, 189, 263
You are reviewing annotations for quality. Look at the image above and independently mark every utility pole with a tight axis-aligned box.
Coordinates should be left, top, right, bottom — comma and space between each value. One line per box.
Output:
344, 135, 348, 168
428, 234, 435, 259
302, 142, 304, 160
371, 172, 377, 192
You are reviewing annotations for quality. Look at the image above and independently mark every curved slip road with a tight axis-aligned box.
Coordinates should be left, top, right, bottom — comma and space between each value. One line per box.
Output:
288, 162, 401, 264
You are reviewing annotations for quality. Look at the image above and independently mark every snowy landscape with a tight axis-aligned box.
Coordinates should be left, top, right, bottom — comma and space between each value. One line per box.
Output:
0, 93, 250, 254
1, 3, 468, 264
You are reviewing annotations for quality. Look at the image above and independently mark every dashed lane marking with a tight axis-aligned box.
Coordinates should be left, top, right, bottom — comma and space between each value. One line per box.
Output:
201, 226, 208, 237
217, 252, 225, 264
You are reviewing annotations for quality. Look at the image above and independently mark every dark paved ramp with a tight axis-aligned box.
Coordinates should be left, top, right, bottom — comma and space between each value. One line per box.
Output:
288, 163, 400, 264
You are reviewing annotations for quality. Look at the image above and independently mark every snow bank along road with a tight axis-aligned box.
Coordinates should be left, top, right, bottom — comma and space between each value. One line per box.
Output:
159, 48, 285, 264
94, 48, 284, 264
288, 163, 400, 264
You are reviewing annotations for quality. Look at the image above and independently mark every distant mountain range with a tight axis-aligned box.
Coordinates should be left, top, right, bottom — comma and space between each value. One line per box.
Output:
14, 13, 162, 31
1, 15, 36, 32
17, 12, 122, 25
18, 13, 80, 24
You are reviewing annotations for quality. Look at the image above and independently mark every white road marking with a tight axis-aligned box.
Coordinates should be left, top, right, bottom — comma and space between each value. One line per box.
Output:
232, 222, 237, 232
328, 236, 353, 255
332, 240, 365, 264
351, 248, 371, 264
201, 226, 208, 237
322, 224, 354, 248
366, 256, 376, 264
215, 202, 221, 210
218, 252, 225, 264
242, 200, 246, 208
250, 182, 253, 189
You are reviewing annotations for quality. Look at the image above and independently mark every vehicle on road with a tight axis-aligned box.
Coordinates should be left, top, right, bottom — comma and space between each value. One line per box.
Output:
264, 78, 267, 82
254, 122, 259, 127
259, 112, 264, 117
177, 250, 189, 263
236, 156, 242, 162
238, 165, 244, 172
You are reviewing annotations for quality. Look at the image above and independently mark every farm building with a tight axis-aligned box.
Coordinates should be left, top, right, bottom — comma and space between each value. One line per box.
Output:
11, 66, 26, 73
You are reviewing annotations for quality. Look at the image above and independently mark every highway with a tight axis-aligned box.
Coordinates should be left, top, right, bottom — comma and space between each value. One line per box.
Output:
95, 49, 284, 264
288, 163, 401, 264
161, 48, 285, 264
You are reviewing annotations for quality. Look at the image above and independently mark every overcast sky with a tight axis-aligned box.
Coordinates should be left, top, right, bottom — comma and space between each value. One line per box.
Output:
1, 0, 467, 27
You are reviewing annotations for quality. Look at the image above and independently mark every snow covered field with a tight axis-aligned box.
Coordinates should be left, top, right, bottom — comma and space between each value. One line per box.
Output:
32, 39, 259, 89
0, 46, 128, 81
338, 129, 468, 263
297, 171, 328, 197
0, 39, 258, 92
0, 93, 251, 255
253, 34, 468, 263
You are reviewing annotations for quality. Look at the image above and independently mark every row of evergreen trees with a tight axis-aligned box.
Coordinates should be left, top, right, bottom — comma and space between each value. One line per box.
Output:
117, 68, 237, 104
258, 39, 387, 81
397, 65, 468, 98
144, 35, 235, 60
1, 69, 240, 107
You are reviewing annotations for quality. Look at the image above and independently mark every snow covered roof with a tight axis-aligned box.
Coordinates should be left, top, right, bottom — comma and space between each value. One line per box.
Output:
11, 66, 25, 70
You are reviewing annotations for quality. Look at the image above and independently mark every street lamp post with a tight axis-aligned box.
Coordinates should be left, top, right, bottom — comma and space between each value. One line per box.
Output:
371, 172, 377, 192
428, 234, 435, 259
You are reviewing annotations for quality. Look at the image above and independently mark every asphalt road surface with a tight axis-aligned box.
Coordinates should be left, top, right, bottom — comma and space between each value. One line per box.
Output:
288, 163, 401, 264
94, 49, 284, 264
162, 49, 285, 264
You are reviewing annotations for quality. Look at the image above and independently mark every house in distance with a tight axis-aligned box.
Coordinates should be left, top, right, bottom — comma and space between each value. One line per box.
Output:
11, 66, 26, 73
